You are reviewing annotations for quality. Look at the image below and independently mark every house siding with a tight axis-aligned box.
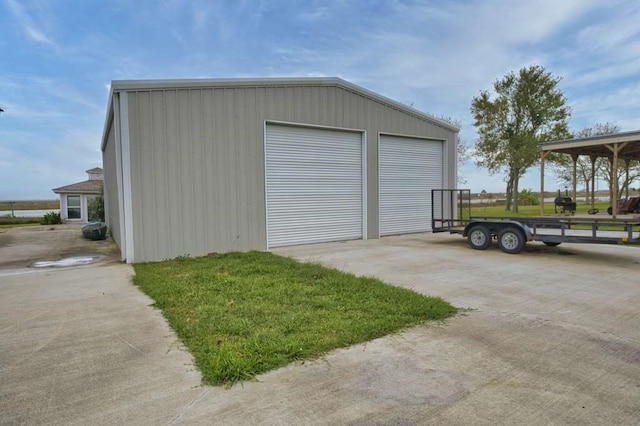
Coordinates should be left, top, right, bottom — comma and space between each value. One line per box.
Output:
109, 81, 457, 262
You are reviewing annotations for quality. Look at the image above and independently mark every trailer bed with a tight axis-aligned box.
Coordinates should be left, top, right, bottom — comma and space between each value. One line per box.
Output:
432, 189, 640, 253
440, 217, 640, 244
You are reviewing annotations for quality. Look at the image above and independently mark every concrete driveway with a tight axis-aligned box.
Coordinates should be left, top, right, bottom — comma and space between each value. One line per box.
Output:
1, 228, 639, 425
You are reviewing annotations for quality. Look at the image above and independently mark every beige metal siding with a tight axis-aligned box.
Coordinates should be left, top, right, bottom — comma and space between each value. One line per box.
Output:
102, 119, 121, 252
123, 84, 456, 261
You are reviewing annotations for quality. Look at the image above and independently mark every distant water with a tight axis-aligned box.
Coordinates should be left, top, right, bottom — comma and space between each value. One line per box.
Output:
0, 209, 56, 218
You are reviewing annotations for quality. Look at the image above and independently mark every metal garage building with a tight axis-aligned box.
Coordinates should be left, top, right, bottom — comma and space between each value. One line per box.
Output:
101, 77, 458, 263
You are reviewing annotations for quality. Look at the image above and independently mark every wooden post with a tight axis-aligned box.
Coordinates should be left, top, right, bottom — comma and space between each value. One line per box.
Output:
571, 153, 578, 208
540, 151, 550, 216
605, 142, 628, 219
590, 155, 597, 210
613, 148, 618, 219
624, 160, 630, 199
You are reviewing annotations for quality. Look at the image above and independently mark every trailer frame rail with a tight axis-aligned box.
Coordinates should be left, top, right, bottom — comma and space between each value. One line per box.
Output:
431, 189, 640, 253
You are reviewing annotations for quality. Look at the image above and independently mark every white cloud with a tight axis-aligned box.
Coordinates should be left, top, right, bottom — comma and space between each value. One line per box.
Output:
576, 2, 640, 53
5, 0, 57, 47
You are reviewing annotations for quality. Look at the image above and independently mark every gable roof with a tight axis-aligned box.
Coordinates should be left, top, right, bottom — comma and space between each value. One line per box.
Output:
102, 77, 459, 151
53, 179, 103, 194
86, 167, 103, 174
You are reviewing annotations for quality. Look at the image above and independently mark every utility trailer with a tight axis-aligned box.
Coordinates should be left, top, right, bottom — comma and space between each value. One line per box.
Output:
432, 189, 640, 254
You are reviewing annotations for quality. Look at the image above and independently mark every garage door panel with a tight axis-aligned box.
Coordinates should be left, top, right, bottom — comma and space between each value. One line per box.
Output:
266, 124, 363, 248
379, 135, 443, 236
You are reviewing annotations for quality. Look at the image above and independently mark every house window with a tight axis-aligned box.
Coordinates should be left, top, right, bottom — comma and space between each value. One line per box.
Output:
67, 195, 81, 219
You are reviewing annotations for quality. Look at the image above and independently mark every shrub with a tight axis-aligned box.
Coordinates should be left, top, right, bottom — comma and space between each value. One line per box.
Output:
518, 188, 540, 206
40, 211, 62, 225
88, 187, 105, 222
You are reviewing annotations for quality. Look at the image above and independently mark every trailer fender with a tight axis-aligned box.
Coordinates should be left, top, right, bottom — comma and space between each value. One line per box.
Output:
508, 221, 533, 242
463, 220, 532, 241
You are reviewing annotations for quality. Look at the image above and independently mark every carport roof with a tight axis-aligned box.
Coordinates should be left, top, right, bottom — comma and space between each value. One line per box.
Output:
539, 129, 640, 160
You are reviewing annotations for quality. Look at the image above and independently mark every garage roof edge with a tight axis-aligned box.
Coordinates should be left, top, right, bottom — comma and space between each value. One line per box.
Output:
106, 77, 459, 133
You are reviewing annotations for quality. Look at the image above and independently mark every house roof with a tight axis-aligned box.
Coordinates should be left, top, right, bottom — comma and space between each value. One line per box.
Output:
101, 77, 460, 151
52, 179, 103, 194
86, 167, 103, 174
539, 130, 640, 161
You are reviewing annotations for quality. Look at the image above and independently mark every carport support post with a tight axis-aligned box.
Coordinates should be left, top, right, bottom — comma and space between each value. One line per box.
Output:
605, 142, 628, 219
624, 160, 630, 199
571, 153, 578, 206
590, 155, 597, 209
540, 150, 551, 216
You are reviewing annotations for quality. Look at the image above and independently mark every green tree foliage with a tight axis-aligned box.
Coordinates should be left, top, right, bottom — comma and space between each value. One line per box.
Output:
553, 123, 619, 202
471, 65, 571, 212
437, 115, 470, 186
88, 186, 105, 222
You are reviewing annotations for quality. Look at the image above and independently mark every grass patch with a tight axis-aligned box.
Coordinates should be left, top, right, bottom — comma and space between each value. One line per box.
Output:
133, 251, 456, 386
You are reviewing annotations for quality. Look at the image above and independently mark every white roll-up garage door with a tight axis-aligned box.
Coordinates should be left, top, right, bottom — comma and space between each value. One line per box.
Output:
266, 124, 364, 248
379, 135, 443, 236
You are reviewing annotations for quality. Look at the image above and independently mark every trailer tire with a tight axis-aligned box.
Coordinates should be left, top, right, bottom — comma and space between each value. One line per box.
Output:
498, 227, 525, 254
468, 225, 492, 250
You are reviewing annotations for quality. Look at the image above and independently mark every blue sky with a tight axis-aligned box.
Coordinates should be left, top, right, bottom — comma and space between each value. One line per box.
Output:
1, 0, 639, 200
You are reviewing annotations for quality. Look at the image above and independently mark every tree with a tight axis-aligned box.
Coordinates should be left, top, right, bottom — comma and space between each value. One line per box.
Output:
456, 136, 471, 186
437, 115, 470, 186
599, 155, 640, 201
471, 65, 571, 212
553, 123, 619, 202
88, 187, 105, 222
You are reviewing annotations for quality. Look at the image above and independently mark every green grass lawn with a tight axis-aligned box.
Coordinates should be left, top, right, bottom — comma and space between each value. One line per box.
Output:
470, 201, 612, 217
469, 201, 639, 232
133, 251, 456, 386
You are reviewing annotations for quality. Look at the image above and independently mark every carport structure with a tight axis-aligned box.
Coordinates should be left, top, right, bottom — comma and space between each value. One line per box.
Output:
539, 130, 640, 218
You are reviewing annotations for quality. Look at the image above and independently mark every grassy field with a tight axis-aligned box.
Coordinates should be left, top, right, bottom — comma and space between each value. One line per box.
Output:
0, 200, 59, 210
468, 201, 612, 218
133, 251, 456, 386
467, 201, 640, 233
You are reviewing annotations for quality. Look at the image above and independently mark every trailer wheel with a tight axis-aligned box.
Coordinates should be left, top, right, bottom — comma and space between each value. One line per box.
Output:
498, 227, 525, 254
468, 225, 491, 250
543, 242, 561, 247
